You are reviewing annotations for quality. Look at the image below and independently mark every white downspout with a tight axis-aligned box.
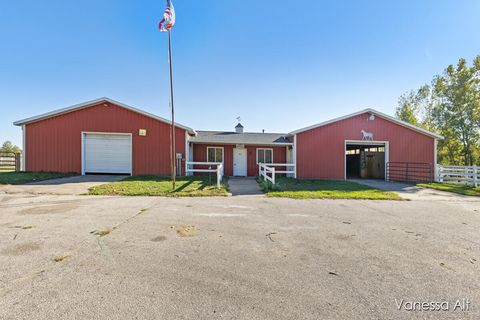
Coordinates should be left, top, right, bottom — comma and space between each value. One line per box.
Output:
293, 134, 297, 179
185, 131, 189, 177
22, 125, 26, 172
434, 139, 438, 182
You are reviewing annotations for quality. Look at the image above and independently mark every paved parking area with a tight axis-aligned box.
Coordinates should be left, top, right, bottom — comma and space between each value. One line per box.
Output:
352, 179, 480, 202
0, 175, 126, 195
0, 193, 479, 320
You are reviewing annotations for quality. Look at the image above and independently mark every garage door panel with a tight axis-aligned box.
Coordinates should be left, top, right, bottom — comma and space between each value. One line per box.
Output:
84, 134, 132, 174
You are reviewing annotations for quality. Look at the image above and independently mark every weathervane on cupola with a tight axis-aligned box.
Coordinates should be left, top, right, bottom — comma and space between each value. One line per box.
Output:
235, 117, 244, 133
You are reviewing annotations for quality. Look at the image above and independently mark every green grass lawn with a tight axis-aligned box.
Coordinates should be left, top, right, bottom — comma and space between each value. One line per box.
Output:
0, 172, 75, 185
417, 182, 480, 197
258, 177, 402, 200
88, 176, 229, 197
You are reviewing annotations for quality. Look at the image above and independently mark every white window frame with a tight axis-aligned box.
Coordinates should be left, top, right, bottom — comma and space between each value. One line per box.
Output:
256, 148, 274, 164
206, 146, 224, 164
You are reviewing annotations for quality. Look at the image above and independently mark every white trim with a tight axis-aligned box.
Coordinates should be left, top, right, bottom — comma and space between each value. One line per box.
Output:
22, 125, 26, 171
13, 97, 196, 135
434, 139, 438, 182
293, 135, 297, 178
81, 131, 133, 176
185, 131, 189, 177
256, 148, 274, 164
206, 146, 224, 164
289, 108, 443, 140
344, 140, 389, 181
190, 141, 293, 146
81, 132, 85, 175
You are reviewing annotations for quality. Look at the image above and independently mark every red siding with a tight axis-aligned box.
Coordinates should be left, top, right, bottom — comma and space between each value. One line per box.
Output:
296, 113, 435, 179
192, 144, 234, 176
246, 145, 287, 176
25, 101, 186, 175
192, 144, 287, 177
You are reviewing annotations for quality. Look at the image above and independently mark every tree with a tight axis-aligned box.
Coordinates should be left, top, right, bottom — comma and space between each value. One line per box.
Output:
395, 84, 436, 131
396, 90, 420, 126
396, 56, 480, 166
433, 57, 480, 166
0, 141, 21, 154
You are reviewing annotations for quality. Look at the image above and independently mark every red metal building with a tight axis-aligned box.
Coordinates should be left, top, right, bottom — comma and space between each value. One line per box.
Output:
290, 109, 442, 180
14, 99, 442, 181
14, 98, 195, 176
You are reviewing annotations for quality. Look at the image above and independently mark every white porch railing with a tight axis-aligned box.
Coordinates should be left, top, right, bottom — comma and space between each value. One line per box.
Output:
436, 165, 478, 187
186, 162, 224, 188
258, 163, 296, 185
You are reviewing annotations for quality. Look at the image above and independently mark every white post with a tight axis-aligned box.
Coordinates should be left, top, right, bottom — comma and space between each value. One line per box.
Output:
293, 135, 297, 179
217, 164, 223, 189
259, 163, 261, 177
22, 125, 26, 172
473, 165, 478, 188
272, 167, 276, 185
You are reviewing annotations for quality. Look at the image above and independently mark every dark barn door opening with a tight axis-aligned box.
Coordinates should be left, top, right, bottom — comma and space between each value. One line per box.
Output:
346, 144, 386, 180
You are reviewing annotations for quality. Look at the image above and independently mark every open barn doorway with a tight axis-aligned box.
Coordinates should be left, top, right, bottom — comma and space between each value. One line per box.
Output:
345, 141, 388, 180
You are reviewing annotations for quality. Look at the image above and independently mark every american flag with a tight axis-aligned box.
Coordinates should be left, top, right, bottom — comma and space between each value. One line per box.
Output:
158, 0, 175, 32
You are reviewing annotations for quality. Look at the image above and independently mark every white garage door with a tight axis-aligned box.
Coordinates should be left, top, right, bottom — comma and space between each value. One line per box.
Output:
84, 133, 132, 174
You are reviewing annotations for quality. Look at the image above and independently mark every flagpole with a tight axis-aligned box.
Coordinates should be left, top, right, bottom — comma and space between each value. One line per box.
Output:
168, 29, 176, 189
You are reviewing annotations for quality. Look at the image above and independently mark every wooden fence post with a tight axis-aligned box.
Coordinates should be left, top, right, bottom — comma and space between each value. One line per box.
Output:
15, 153, 22, 172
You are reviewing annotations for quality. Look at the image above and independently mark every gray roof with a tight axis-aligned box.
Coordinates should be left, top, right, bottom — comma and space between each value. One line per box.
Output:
190, 131, 293, 145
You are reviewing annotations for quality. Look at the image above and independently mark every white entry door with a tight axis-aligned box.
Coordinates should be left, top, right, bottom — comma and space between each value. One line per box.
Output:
84, 133, 132, 174
233, 148, 247, 176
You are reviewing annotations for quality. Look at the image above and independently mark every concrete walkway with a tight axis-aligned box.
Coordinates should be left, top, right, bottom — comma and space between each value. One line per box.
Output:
228, 177, 264, 196
0, 175, 126, 195
351, 179, 480, 202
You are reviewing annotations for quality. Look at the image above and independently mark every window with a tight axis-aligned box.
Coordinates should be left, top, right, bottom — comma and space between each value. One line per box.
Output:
207, 147, 223, 163
257, 148, 273, 164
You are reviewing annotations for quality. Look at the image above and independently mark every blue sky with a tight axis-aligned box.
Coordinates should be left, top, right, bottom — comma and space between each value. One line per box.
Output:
1, 0, 480, 146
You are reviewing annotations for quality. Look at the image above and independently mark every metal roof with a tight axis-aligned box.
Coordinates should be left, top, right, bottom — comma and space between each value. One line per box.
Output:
289, 108, 444, 140
190, 131, 293, 145
13, 97, 196, 134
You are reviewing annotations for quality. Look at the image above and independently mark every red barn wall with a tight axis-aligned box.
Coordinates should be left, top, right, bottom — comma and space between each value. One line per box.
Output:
192, 144, 287, 177
246, 145, 287, 176
25, 101, 186, 175
192, 144, 234, 176
296, 113, 435, 179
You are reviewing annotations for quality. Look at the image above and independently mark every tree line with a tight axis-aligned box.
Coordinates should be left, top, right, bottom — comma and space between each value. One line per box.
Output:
395, 56, 480, 166
0, 141, 22, 154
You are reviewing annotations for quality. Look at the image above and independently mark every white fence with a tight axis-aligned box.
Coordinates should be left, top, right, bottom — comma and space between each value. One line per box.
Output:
186, 162, 223, 188
259, 163, 296, 185
436, 165, 478, 187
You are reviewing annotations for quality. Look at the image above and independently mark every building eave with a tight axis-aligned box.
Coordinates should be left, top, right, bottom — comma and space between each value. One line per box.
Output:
189, 141, 293, 146
289, 108, 444, 140
13, 97, 197, 135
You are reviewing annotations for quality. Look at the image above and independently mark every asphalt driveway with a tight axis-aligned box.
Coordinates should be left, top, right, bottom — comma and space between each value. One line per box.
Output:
352, 179, 480, 202
0, 175, 126, 195
0, 192, 479, 320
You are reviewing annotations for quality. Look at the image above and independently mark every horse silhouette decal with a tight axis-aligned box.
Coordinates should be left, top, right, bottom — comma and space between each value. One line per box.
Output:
361, 130, 374, 141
